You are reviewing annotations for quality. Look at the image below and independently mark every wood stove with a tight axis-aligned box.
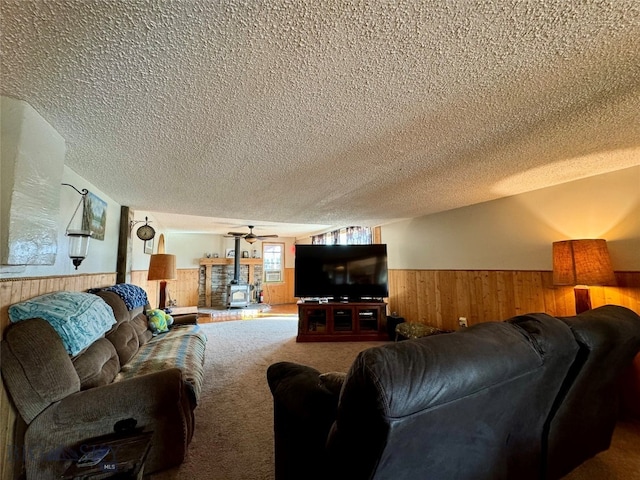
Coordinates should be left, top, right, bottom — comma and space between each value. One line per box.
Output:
226, 236, 251, 308
227, 283, 251, 308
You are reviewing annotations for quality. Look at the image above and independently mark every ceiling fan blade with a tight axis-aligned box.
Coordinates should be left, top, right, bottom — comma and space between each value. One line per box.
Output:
226, 227, 277, 239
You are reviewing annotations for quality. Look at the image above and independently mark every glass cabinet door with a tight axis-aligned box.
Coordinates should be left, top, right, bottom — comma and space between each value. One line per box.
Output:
332, 307, 354, 332
358, 308, 379, 332
305, 308, 327, 333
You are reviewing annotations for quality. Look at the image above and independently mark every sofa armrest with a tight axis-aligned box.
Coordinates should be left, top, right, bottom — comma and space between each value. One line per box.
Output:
25, 368, 191, 479
53, 368, 185, 423
267, 362, 342, 480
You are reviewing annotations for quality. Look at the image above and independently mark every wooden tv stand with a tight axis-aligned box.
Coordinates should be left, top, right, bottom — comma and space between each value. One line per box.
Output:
296, 301, 388, 342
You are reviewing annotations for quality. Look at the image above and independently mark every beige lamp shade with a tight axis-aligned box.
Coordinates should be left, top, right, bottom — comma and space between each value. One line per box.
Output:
552, 239, 616, 286
148, 254, 177, 281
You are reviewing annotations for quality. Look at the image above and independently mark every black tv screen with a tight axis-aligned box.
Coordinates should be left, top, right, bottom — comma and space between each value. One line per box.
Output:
294, 244, 389, 299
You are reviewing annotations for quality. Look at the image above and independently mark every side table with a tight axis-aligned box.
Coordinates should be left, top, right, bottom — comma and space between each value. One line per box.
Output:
165, 306, 201, 326
61, 431, 152, 480
166, 306, 197, 316
386, 315, 405, 340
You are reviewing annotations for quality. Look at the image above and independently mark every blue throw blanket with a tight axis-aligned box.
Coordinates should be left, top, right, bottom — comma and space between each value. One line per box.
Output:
104, 284, 149, 310
9, 292, 115, 356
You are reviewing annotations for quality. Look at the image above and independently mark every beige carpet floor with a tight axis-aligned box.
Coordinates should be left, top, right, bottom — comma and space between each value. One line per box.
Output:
561, 420, 640, 480
151, 318, 383, 480
151, 318, 640, 480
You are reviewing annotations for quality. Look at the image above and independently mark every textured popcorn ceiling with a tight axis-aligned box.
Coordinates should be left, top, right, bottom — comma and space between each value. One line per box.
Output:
2, 0, 639, 237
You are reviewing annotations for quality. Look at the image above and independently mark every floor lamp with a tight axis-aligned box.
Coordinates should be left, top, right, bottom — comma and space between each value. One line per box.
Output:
147, 234, 177, 310
552, 239, 617, 314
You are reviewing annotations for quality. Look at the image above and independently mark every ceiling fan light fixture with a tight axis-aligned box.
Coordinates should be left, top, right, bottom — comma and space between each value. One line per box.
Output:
225, 225, 278, 244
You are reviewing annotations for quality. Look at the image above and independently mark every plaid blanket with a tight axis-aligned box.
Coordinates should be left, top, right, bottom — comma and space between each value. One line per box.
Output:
115, 324, 207, 404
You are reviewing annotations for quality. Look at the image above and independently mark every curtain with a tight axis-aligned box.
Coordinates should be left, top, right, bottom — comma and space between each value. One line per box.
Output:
346, 226, 372, 244
312, 227, 372, 245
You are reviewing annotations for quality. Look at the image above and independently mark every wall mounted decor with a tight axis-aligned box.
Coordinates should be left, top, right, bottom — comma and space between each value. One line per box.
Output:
82, 191, 107, 240
131, 216, 155, 242
144, 237, 154, 255
62, 183, 92, 269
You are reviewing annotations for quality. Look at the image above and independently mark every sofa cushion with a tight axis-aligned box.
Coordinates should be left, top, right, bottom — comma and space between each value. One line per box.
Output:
8, 292, 115, 356
106, 322, 140, 366
132, 312, 153, 345
94, 290, 130, 331
116, 325, 207, 404
72, 338, 120, 390
1, 319, 80, 423
94, 290, 153, 345
319, 372, 347, 396
268, 362, 343, 480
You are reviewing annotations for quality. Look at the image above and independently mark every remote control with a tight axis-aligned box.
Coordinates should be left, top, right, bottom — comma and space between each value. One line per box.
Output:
77, 447, 111, 467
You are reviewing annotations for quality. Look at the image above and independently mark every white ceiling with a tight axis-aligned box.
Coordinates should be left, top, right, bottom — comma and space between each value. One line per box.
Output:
2, 1, 639, 238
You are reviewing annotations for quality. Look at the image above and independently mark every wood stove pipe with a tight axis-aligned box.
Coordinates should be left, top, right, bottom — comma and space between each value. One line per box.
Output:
232, 236, 241, 283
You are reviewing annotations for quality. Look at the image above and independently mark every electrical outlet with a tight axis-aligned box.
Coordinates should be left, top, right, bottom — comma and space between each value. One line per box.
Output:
458, 317, 468, 328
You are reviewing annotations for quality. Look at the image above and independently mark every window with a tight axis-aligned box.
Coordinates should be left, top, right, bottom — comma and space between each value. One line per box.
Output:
263, 243, 284, 283
311, 226, 372, 245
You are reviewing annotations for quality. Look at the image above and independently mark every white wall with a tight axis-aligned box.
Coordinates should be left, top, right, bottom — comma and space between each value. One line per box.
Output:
1, 96, 65, 266
382, 166, 640, 271
1, 96, 121, 278
130, 224, 297, 270
0, 166, 121, 277
131, 231, 230, 270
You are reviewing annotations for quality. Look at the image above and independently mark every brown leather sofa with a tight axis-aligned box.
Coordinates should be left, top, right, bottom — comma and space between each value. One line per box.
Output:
1, 288, 207, 479
546, 305, 640, 479
267, 305, 640, 480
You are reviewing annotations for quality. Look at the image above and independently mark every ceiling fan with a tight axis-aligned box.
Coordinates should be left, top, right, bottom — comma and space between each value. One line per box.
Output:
226, 225, 278, 244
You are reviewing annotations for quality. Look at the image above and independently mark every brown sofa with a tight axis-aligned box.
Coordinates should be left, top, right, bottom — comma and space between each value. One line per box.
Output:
1, 288, 207, 479
268, 305, 640, 480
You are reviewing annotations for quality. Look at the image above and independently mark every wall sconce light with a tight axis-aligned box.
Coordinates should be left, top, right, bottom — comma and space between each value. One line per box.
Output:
62, 183, 93, 269
552, 239, 617, 314
147, 234, 177, 309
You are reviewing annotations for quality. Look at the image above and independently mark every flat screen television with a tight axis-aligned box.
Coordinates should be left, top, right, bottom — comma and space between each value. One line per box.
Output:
294, 244, 389, 300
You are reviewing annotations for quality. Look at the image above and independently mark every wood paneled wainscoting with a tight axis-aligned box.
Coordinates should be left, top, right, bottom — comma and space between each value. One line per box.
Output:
262, 267, 296, 305
131, 269, 200, 309
0, 273, 117, 480
128, 267, 639, 321
388, 269, 640, 332
0, 273, 117, 335
130, 267, 296, 309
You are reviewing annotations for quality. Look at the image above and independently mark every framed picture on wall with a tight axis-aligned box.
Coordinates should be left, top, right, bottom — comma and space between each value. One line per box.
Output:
82, 191, 108, 241
144, 237, 154, 255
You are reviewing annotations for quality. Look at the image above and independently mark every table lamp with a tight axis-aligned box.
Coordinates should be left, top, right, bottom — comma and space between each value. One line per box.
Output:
147, 234, 177, 309
552, 239, 617, 314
